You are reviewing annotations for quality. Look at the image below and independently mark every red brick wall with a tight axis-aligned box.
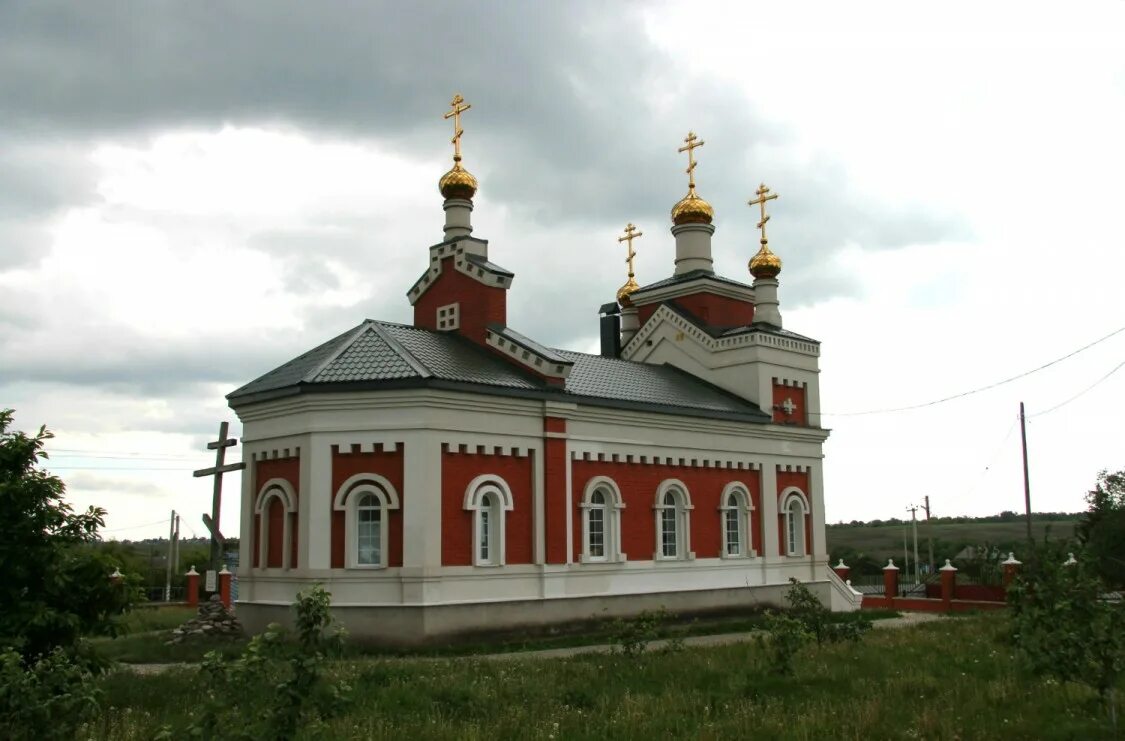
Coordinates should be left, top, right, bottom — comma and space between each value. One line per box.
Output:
544, 417, 568, 564
254, 457, 300, 568
441, 449, 534, 566
635, 292, 754, 329
777, 469, 812, 556
571, 461, 762, 560
772, 382, 808, 425
330, 446, 405, 568
413, 256, 507, 344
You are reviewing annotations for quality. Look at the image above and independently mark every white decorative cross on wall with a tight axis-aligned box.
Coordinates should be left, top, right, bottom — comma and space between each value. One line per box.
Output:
780, 398, 797, 415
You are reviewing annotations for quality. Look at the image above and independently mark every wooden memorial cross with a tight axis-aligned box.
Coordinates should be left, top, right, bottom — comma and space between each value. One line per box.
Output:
193, 421, 246, 574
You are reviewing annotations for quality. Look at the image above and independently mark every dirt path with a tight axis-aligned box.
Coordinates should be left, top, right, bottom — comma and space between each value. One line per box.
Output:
121, 612, 944, 673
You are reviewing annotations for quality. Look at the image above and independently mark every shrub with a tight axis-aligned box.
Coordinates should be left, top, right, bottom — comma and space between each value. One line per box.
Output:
785, 578, 870, 645
1008, 542, 1125, 731
0, 647, 101, 741
609, 608, 672, 658
757, 611, 809, 676
181, 584, 351, 740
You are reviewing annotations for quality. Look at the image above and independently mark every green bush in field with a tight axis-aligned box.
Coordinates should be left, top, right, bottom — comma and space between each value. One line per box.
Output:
1008, 541, 1125, 732
0, 409, 139, 662
609, 608, 669, 657
784, 577, 871, 645
756, 610, 809, 675
176, 584, 351, 740
0, 647, 101, 741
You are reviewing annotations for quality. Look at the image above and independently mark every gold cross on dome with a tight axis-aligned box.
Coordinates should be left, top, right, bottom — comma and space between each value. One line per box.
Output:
617, 223, 643, 278
444, 93, 472, 161
678, 131, 705, 192
748, 182, 779, 242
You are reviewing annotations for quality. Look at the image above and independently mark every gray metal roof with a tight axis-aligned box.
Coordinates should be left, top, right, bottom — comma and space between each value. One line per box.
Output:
228, 320, 769, 422
465, 253, 514, 277
489, 324, 572, 365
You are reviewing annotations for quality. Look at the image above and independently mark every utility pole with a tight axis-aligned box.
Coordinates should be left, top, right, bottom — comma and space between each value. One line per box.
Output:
923, 495, 935, 576
172, 513, 181, 575
907, 505, 921, 585
164, 510, 176, 602
903, 523, 909, 581
1019, 402, 1032, 542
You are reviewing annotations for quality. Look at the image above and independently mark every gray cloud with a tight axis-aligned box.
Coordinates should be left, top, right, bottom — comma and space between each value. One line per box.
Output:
64, 472, 162, 497
0, 0, 969, 405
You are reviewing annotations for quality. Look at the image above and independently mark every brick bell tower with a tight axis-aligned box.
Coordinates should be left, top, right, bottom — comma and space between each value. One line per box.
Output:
408, 94, 513, 345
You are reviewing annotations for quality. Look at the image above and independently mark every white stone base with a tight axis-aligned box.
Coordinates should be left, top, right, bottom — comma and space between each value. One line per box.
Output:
235, 580, 843, 645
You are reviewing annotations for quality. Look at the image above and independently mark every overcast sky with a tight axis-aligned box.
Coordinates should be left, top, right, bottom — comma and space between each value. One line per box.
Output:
2, 1, 1122, 542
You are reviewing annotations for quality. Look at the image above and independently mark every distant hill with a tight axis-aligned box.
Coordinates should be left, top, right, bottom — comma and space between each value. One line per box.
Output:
827, 513, 1080, 577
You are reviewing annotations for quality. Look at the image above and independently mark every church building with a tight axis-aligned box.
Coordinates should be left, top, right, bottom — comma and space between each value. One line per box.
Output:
228, 95, 861, 642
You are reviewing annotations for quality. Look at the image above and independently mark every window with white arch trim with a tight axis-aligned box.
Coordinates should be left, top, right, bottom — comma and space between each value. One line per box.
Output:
781, 490, 809, 556
720, 483, 756, 558
653, 481, 693, 561
463, 475, 514, 567
333, 474, 401, 569
580, 477, 625, 563
255, 478, 297, 570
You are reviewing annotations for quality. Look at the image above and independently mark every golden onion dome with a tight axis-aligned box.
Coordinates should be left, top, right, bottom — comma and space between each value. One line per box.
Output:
670, 191, 714, 226
748, 243, 782, 279
616, 276, 640, 307
439, 160, 478, 200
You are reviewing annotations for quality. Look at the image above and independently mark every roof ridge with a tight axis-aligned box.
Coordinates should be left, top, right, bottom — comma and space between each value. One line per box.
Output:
301, 321, 374, 384
369, 322, 433, 378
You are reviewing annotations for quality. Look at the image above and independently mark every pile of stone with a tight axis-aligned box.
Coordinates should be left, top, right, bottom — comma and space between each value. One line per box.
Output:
166, 595, 244, 644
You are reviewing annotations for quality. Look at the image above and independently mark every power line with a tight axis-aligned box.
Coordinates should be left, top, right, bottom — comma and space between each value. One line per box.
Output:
102, 518, 171, 533
48, 453, 203, 462
1029, 359, 1125, 419
47, 465, 200, 471
813, 324, 1125, 418
47, 448, 198, 459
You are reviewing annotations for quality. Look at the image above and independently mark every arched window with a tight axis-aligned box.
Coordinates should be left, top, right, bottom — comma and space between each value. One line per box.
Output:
720, 484, 755, 558
653, 481, 693, 561
333, 474, 401, 569
580, 477, 625, 563
464, 476, 514, 567
255, 478, 297, 570
782, 490, 809, 556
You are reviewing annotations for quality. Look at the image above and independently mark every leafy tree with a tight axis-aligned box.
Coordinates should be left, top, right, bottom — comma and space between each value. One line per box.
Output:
1077, 468, 1125, 588
184, 584, 351, 740
0, 410, 137, 660
1008, 541, 1125, 731
0, 647, 101, 741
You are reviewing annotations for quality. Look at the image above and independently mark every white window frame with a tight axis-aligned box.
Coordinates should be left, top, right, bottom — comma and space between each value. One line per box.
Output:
653, 479, 694, 561
781, 488, 810, 557
254, 478, 297, 570
333, 473, 401, 569
579, 476, 626, 564
463, 475, 514, 567
436, 302, 461, 331
720, 482, 756, 559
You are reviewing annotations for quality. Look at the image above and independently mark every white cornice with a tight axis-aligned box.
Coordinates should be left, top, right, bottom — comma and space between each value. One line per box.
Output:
407, 239, 513, 306
622, 303, 819, 359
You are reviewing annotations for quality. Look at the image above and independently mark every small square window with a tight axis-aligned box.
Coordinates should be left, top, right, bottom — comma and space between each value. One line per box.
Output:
436, 303, 460, 331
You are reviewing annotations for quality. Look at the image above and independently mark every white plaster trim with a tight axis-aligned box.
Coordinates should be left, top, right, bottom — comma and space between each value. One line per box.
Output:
653, 479, 694, 561
254, 478, 296, 571
631, 275, 755, 305
254, 478, 297, 514
622, 302, 819, 358
464, 475, 513, 567
485, 328, 572, 379
578, 476, 626, 563
780, 487, 810, 557
333, 477, 399, 570
407, 239, 510, 305
719, 483, 755, 559
333, 473, 402, 511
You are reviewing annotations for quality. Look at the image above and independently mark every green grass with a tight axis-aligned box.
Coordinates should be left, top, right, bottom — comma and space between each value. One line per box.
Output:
92, 607, 898, 664
828, 519, 1077, 560
84, 613, 1119, 739
116, 606, 197, 634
